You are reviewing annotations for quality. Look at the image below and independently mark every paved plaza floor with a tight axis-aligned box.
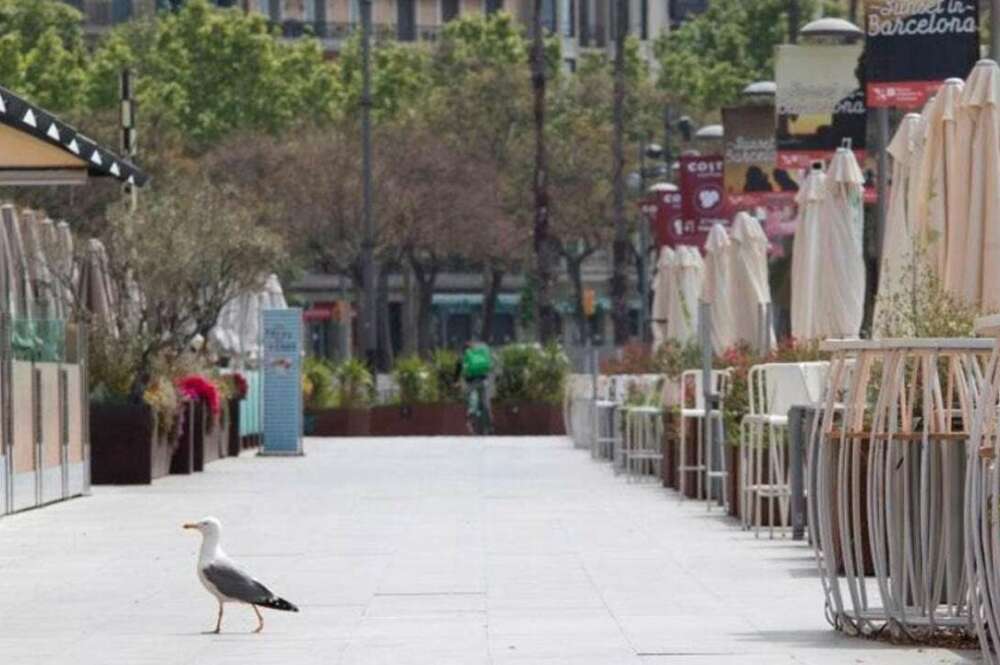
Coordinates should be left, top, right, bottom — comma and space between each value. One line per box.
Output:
0, 436, 981, 664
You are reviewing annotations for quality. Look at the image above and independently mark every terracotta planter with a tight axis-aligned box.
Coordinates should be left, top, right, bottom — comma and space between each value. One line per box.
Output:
369, 404, 437, 436
435, 404, 468, 435
90, 403, 178, 485
491, 402, 565, 436
227, 399, 242, 456
171, 402, 196, 475
680, 417, 700, 499
307, 408, 372, 436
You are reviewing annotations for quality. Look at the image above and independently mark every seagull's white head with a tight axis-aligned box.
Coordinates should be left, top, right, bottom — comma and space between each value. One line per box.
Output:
183, 516, 221, 537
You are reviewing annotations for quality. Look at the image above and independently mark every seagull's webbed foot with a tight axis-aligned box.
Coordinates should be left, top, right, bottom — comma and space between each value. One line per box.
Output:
252, 605, 264, 634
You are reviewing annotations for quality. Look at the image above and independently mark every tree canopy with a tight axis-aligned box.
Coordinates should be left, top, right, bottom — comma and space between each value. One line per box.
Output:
654, 0, 815, 114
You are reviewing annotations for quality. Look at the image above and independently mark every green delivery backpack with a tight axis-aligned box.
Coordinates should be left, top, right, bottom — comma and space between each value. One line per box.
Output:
463, 344, 493, 380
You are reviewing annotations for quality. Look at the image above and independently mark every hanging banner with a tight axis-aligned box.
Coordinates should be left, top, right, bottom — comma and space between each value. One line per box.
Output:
640, 187, 682, 248
722, 104, 800, 241
260, 308, 304, 456
776, 43, 866, 170
865, 0, 979, 109
678, 154, 729, 249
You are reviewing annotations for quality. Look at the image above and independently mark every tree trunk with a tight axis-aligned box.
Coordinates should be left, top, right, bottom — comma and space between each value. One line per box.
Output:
565, 255, 589, 345
848, 0, 859, 23
402, 263, 418, 354
611, 0, 630, 345
480, 267, 503, 344
787, 0, 801, 43
376, 264, 393, 371
531, 0, 558, 343
411, 259, 438, 354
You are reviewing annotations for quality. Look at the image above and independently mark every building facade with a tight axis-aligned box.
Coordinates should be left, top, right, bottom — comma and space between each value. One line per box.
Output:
64, 0, 672, 67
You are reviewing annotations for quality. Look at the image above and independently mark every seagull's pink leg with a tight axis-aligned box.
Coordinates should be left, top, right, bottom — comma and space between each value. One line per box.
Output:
252, 605, 264, 634
214, 603, 223, 634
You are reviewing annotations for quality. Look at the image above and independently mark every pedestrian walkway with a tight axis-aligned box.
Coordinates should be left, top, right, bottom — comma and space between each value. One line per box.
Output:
0, 437, 978, 664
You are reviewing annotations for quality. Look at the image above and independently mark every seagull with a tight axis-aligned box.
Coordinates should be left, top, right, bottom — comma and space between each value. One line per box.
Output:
183, 517, 299, 634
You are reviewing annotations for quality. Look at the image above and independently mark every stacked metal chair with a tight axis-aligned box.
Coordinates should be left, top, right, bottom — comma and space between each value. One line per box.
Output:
677, 369, 730, 502
810, 338, 991, 637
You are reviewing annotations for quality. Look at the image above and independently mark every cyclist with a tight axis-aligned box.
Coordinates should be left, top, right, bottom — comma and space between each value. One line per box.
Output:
458, 339, 494, 435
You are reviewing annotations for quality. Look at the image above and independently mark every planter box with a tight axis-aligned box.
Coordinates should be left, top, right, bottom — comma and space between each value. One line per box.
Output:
90, 403, 178, 485
306, 408, 372, 437
370, 404, 438, 436
492, 402, 565, 436
227, 399, 242, 456
195, 401, 227, 471
435, 404, 467, 435
171, 402, 196, 475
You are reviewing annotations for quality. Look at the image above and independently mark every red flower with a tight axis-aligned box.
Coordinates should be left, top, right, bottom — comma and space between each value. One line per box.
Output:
176, 374, 221, 415
232, 372, 249, 400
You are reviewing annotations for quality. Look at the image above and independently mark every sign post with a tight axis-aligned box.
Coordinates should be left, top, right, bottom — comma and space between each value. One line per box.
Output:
259, 308, 304, 457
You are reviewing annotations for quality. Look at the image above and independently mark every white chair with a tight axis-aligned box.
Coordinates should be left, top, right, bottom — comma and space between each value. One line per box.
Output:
622, 378, 666, 483
677, 369, 729, 501
739, 364, 769, 528
591, 375, 617, 461
613, 375, 655, 475
742, 362, 829, 538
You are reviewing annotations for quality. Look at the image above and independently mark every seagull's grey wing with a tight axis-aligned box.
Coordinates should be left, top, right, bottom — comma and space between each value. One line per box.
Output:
203, 560, 274, 605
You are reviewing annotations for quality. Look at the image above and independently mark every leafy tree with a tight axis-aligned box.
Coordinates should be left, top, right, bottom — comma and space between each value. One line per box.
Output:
336, 34, 432, 119
86, 0, 339, 150
423, 13, 533, 342
655, 0, 816, 114
89, 181, 286, 402
0, 0, 88, 112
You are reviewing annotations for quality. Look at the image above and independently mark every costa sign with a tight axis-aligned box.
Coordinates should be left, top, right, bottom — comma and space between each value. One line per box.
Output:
676, 155, 729, 250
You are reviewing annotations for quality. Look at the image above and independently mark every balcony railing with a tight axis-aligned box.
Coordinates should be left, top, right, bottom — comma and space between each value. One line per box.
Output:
62, 0, 147, 28
276, 20, 442, 44
61, 2, 442, 46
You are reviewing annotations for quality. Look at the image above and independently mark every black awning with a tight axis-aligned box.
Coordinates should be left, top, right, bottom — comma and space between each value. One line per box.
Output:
0, 85, 149, 187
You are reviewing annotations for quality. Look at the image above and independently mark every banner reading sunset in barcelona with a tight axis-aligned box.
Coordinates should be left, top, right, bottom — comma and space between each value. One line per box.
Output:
865, 0, 980, 108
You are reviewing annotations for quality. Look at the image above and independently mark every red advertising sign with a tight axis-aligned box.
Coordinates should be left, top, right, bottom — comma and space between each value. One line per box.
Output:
678, 155, 729, 250
640, 187, 682, 248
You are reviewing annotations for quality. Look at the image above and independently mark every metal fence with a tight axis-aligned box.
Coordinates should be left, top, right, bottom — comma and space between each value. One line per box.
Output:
1, 314, 89, 517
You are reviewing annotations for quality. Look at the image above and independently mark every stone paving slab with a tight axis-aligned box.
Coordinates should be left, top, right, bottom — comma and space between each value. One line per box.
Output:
0, 436, 982, 664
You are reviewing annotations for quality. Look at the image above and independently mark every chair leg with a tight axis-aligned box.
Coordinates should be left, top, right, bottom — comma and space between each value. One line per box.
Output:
719, 417, 729, 512
705, 417, 714, 509
679, 416, 687, 500
696, 418, 703, 501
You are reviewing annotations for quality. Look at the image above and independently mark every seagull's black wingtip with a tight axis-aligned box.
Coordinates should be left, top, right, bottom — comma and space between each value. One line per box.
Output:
260, 597, 299, 612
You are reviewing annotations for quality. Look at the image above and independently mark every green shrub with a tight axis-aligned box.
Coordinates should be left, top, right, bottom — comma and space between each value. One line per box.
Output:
528, 343, 569, 404
495, 343, 569, 404
393, 354, 435, 404
494, 344, 536, 403
431, 349, 463, 403
303, 356, 337, 409
336, 358, 374, 409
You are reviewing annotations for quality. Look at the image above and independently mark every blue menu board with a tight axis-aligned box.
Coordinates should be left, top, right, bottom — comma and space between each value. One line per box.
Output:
260, 308, 303, 456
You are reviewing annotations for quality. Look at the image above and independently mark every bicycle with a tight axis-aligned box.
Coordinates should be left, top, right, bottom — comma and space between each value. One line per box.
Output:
465, 377, 493, 435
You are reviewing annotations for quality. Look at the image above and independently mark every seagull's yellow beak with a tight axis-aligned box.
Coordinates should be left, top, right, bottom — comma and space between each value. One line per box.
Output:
182, 523, 198, 530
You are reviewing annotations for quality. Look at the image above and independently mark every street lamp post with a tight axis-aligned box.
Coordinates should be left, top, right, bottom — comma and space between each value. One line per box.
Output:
628, 140, 665, 344
360, 0, 377, 368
